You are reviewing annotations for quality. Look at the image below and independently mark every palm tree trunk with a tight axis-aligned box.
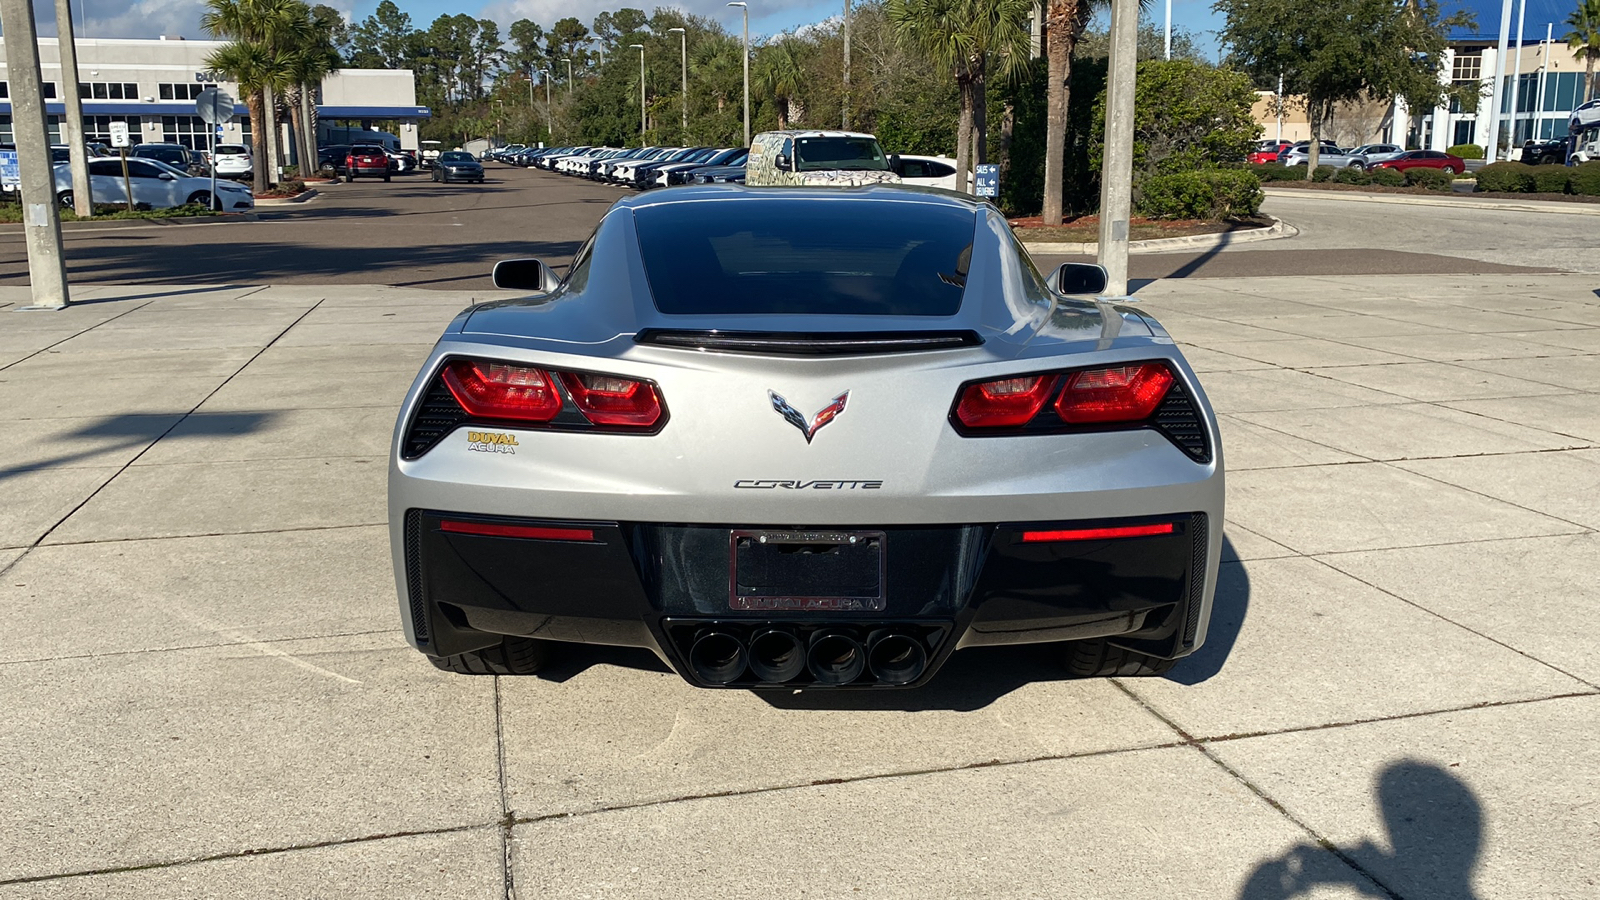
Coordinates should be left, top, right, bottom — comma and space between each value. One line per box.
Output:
1042, 0, 1076, 224
1589, 56, 1597, 103
285, 89, 308, 177
301, 86, 316, 172
264, 84, 280, 186
247, 91, 269, 195
954, 76, 973, 194
972, 54, 988, 167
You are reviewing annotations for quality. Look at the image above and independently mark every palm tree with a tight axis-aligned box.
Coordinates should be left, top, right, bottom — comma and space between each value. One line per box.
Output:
1568, 0, 1600, 104
754, 39, 807, 129
887, 0, 1034, 193
284, 10, 341, 177
203, 0, 305, 194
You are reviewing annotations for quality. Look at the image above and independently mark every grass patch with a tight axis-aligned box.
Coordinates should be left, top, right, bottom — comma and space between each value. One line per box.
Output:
0, 201, 219, 223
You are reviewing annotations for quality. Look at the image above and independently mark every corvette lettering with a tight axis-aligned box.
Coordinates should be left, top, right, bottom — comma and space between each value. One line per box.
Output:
734, 480, 883, 490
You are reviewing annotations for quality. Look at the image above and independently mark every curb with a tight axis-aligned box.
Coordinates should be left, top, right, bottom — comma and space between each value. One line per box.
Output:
1020, 215, 1297, 255
0, 212, 259, 233
1262, 186, 1600, 216
253, 188, 319, 206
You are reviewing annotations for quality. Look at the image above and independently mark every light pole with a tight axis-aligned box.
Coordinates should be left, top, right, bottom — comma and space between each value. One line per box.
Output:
669, 27, 687, 142
842, 0, 851, 129
565, 58, 574, 98
541, 68, 552, 141
728, 2, 749, 146
630, 43, 646, 142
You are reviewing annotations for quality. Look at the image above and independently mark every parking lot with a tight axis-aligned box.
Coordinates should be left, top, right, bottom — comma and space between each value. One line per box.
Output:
4, 175, 1599, 895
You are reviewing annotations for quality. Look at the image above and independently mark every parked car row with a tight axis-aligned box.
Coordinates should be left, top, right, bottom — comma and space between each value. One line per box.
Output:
1248, 138, 1466, 174
486, 141, 966, 192
316, 144, 420, 179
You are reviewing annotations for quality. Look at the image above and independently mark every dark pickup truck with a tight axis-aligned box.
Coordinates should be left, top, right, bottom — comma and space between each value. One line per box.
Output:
1519, 139, 1567, 165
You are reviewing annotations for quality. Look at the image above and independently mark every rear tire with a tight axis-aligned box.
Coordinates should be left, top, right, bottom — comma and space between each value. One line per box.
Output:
57, 190, 74, 209
383, 174, 391, 182
1442, 165, 1459, 175
428, 635, 551, 675
1063, 639, 1177, 678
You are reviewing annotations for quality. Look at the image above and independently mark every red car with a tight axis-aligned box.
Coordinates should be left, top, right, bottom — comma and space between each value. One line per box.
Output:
1374, 150, 1466, 175
344, 144, 391, 182
1249, 140, 1292, 165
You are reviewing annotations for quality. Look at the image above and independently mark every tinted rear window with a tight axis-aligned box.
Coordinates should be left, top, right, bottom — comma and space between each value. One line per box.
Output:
634, 197, 976, 317
216, 145, 247, 154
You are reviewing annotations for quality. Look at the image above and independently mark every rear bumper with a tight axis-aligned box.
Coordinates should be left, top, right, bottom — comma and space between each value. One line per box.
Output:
395, 509, 1213, 688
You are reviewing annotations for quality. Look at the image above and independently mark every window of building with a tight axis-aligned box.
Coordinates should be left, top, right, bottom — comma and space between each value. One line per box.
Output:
82, 115, 142, 144
0, 115, 62, 144
161, 114, 210, 150
0, 81, 57, 99
79, 82, 141, 100
1451, 50, 1483, 83
158, 83, 208, 101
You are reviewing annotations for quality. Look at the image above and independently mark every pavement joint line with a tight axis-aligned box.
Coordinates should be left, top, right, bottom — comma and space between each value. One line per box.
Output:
1426, 397, 1600, 447
0, 629, 394, 668
1159, 296, 1600, 344
0, 297, 159, 373
1310, 553, 1600, 692
1372, 457, 1600, 541
1105, 680, 1407, 899
23, 521, 384, 551
0, 300, 327, 583
1304, 528, 1598, 558
494, 677, 517, 900
1191, 690, 1600, 745
0, 821, 501, 888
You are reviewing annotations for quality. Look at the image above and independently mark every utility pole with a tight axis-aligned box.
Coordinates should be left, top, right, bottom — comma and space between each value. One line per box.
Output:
669, 27, 687, 142
729, 2, 749, 146
630, 43, 646, 142
565, 58, 574, 98
55, 0, 92, 218
1164, 0, 1172, 59
842, 0, 851, 129
1097, 0, 1137, 297
1535, 23, 1552, 140
1, 0, 71, 308
1510, 0, 1526, 145
1485, 0, 1514, 161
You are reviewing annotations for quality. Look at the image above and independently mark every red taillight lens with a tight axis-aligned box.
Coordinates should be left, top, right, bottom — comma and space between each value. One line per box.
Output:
955, 375, 1057, 428
1021, 522, 1175, 542
442, 360, 562, 422
559, 372, 663, 427
440, 520, 595, 542
1054, 363, 1174, 424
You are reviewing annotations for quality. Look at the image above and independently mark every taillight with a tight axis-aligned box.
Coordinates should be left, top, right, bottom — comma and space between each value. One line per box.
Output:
441, 360, 562, 422
955, 374, 1056, 428
559, 372, 663, 427
1055, 363, 1174, 424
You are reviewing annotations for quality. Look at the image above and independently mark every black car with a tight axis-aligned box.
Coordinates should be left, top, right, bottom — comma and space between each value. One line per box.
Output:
692, 163, 746, 184
317, 144, 351, 176
432, 150, 484, 184
666, 148, 748, 186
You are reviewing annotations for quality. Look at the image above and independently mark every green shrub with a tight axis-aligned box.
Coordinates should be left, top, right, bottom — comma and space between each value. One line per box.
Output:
1136, 169, 1263, 220
1368, 167, 1405, 187
1446, 143, 1485, 159
1474, 162, 1535, 192
1528, 164, 1571, 193
1569, 162, 1600, 196
1333, 167, 1372, 185
1311, 165, 1336, 182
1404, 168, 1455, 191
1249, 163, 1298, 182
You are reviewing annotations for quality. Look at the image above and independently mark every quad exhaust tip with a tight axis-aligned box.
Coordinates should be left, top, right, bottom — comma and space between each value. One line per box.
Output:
867, 632, 928, 685
748, 629, 806, 682
689, 631, 746, 685
807, 631, 867, 685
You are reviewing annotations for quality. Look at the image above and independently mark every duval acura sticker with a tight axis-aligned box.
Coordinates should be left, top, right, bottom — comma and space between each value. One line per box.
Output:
466, 431, 519, 454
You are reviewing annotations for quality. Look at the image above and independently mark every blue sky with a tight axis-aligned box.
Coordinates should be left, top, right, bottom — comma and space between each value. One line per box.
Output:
48, 0, 1229, 60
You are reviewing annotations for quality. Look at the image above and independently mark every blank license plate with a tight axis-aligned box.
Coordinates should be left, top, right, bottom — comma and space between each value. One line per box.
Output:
730, 530, 885, 611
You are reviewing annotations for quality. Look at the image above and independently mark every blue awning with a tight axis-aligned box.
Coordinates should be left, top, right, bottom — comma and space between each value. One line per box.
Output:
317, 106, 433, 120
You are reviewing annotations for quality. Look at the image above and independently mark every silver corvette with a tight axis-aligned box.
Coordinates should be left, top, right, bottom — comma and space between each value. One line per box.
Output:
389, 185, 1224, 689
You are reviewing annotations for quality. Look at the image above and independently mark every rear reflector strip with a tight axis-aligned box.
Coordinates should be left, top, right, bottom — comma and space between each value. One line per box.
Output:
1020, 522, 1176, 543
439, 521, 596, 542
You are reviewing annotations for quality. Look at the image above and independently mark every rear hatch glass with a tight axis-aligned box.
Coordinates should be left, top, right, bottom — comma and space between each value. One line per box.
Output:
633, 197, 975, 316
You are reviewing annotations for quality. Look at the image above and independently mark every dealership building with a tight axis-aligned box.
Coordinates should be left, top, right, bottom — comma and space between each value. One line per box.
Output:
0, 36, 429, 156
1254, 0, 1593, 152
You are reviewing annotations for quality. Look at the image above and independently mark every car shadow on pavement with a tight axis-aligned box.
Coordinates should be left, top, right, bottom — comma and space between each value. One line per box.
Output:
1164, 543, 1249, 685
0, 411, 278, 483
1238, 760, 1484, 899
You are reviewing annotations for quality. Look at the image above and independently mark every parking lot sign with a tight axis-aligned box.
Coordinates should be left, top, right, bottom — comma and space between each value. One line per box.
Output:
108, 121, 131, 148
0, 150, 18, 190
974, 164, 999, 198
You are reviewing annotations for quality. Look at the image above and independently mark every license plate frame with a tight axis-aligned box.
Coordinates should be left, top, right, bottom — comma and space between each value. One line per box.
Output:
729, 529, 886, 612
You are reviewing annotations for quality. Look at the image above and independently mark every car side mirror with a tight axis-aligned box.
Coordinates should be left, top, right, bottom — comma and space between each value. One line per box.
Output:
492, 258, 561, 293
1055, 262, 1108, 295
158, 172, 176, 180
888, 153, 902, 173
774, 153, 790, 171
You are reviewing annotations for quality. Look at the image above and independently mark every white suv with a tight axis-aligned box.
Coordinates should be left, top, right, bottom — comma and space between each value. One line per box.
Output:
214, 143, 252, 179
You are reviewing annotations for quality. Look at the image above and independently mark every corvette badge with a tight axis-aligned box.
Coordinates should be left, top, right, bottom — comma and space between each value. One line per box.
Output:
769, 390, 849, 444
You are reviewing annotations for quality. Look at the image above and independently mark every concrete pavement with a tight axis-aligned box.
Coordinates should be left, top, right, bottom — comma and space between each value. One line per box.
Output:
2, 273, 1598, 898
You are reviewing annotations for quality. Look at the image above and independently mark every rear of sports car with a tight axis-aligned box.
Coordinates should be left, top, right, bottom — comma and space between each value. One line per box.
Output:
390, 187, 1224, 688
